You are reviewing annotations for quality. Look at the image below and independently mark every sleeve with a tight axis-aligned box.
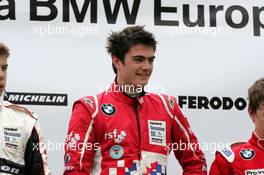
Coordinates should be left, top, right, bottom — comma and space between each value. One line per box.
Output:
24, 120, 51, 175
209, 152, 233, 175
63, 100, 97, 175
169, 97, 207, 175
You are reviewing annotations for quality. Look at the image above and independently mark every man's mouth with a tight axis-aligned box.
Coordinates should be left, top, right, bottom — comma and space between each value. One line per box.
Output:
136, 73, 149, 78
0, 84, 5, 90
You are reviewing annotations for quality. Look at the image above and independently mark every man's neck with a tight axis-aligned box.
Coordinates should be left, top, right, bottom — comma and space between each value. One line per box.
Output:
116, 79, 144, 98
255, 128, 264, 139
125, 90, 142, 98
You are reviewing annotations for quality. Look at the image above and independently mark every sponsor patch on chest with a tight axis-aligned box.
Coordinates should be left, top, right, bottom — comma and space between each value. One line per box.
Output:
245, 169, 264, 175
148, 120, 166, 146
3, 127, 22, 149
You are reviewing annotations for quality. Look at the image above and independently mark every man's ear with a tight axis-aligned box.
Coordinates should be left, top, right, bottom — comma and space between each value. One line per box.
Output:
112, 55, 120, 68
248, 108, 256, 122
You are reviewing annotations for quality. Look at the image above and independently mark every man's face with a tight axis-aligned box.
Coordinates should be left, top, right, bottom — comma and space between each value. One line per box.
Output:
249, 104, 264, 135
114, 44, 155, 90
0, 56, 8, 96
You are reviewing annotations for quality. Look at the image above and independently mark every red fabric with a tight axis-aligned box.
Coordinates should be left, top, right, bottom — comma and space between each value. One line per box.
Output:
64, 81, 207, 175
210, 132, 264, 175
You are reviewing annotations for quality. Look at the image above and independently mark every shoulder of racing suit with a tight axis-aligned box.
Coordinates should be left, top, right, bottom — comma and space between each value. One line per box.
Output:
155, 94, 177, 113
3, 101, 38, 120
74, 95, 100, 118
217, 142, 246, 163
76, 93, 179, 121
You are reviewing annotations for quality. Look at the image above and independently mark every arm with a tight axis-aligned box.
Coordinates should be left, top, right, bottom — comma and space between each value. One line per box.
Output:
64, 101, 97, 175
24, 120, 51, 175
170, 97, 207, 175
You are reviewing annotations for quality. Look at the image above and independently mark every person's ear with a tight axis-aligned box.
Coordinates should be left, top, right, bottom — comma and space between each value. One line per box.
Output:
112, 55, 120, 68
248, 108, 256, 122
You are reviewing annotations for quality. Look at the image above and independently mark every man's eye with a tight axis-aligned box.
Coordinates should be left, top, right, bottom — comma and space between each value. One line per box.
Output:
134, 58, 143, 62
2, 66, 8, 71
149, 58, 154, 63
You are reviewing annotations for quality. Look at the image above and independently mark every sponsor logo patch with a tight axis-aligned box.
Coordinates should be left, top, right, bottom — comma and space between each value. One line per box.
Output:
3, 128, 21, 149
83, 97, 94, 109
0, 165, 20, 174
168, 96, 174, 109
5, 92, 68, 106
64, 153, 71, 164
138, 97, 144, 104
105, 129, 127, 144
240, 149, 255, 160
65, 132, 80, 147
245, 169, 264, 175
222, 147, 233, 157
101, 104, 116, 116
148, 120, 166, 146
110, 145, 124, 159
64, 166, 74, 171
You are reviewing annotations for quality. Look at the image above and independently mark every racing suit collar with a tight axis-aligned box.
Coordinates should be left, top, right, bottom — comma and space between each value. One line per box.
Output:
251, 132, 264, 150
106, 79, 146, 106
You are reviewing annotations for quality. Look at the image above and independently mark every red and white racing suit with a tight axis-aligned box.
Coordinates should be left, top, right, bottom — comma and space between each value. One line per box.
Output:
64, 81, 207, 175
209, 132, 264, 175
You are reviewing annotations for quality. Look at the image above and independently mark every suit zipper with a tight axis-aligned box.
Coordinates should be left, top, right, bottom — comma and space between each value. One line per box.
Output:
134, 104, 141, 159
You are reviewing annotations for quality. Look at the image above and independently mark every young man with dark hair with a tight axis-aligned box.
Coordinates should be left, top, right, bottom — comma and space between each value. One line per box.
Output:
0, 43, 51, 175
209, 77, 264, 175
64, 26, 207, 175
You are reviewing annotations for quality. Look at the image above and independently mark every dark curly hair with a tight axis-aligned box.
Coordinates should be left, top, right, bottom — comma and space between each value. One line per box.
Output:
248, 77, 264, 114
0, 43, 10, 58
106, 25, 157, 74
